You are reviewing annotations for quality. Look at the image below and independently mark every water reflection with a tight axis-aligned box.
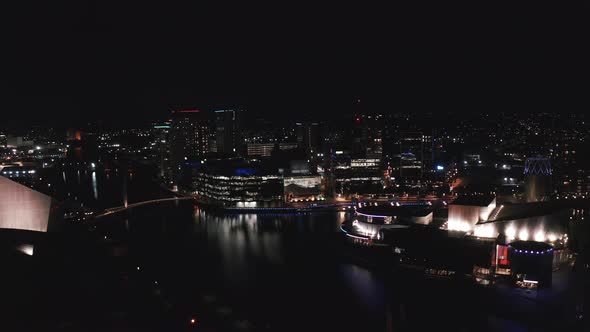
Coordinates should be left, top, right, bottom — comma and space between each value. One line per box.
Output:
91, 171, 98, 200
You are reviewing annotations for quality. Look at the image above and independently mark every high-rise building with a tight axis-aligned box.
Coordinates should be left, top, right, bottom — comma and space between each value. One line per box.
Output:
215, 109, 243, 154
296, 122, 321, 157
400, 131, 424, 179
170, 110, 210, 178
152, 121, 171, 179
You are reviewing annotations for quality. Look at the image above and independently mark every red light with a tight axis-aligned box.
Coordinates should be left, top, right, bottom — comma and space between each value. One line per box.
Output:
190, 318, 197, 325
356, 117, 361, 123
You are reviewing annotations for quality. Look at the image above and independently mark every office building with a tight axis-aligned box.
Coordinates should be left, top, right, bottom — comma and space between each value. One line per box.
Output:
170, 110, 210, 178
296, 122, 321, 157
400, 131, 424, 179
215, 109, 243, 154
192, 158, 284, 207
247, 142, 298, 157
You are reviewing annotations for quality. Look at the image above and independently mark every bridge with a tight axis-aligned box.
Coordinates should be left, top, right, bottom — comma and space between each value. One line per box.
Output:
93, 196, 195, 219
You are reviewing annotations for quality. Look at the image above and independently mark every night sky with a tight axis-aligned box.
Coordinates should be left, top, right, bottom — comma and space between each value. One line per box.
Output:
1, 2, 588, 126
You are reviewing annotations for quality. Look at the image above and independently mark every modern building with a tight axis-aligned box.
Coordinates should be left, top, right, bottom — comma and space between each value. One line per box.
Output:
170, 110, 210, 179
215, 109, 243, 155
247, 142, 298, 157
0, 175, 62, 233
447, 195, 497, 232
192, 158, 284, 207
356, 206, 433, 226
399, 131, 424, 179
296, 122, 321, 158
330, 150, 382, 195
284, 175, 322, 201
524, 156, 552, 202
151, 121, 171, 179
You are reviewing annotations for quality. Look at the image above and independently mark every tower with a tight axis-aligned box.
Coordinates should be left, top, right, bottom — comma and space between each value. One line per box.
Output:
215, 109, 243, 155
399, 131, 424, 179
524, 156, 552, 202
170, 110, 210, 180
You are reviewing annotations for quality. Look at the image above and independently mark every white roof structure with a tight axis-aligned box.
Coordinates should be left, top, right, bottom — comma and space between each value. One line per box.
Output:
0, 175, 54, 232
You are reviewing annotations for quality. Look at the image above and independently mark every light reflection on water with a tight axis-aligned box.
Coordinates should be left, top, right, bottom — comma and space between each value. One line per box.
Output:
97, 202, 388, 331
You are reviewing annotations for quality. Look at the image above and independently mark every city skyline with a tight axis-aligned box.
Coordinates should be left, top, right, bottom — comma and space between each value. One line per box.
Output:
2, 2, 590, 331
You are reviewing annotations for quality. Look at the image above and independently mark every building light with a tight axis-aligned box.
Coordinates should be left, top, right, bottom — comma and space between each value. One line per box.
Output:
534, 230, 545, 242
518, 228, 529, 241
505, 225, 516, 240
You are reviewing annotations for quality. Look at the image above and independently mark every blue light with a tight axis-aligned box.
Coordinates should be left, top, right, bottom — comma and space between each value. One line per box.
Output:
436, 165, 444, 171
235, 168, 255, 176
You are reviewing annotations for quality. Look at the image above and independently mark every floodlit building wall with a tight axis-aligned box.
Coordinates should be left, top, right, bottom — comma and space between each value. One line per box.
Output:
0, 176, 53, 232
448, 198, 496, 231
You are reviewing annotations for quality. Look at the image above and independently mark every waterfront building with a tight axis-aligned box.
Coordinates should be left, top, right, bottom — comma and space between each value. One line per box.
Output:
284, 175, 322, 201
192, 158, 284, 207
330, 150, 382, 195
0, 175, 62, 233
447, 195, 496, 232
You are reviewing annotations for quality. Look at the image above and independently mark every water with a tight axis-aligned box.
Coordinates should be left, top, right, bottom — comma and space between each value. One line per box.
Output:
47, 163, 169, 209
12, 164, 584, 331
94, 203, 388, 331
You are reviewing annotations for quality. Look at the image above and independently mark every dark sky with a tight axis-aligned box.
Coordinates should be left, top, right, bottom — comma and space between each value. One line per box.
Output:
1, 2, 589, 126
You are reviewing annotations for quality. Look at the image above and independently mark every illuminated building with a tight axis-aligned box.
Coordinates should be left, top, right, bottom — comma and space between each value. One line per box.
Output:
399, 131, 424, 179
524, 156, 552, 202
215, 109, 243, 154
170, 110, 210, 179
284, 175, 322, 201
152, 122, 171, 179
247, 142, 298, 157
447, 195, 496, 232
192, 158, 284, 207
330, 150, 382, 195
357, 205, 433, 225
0, 175, 62, 233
